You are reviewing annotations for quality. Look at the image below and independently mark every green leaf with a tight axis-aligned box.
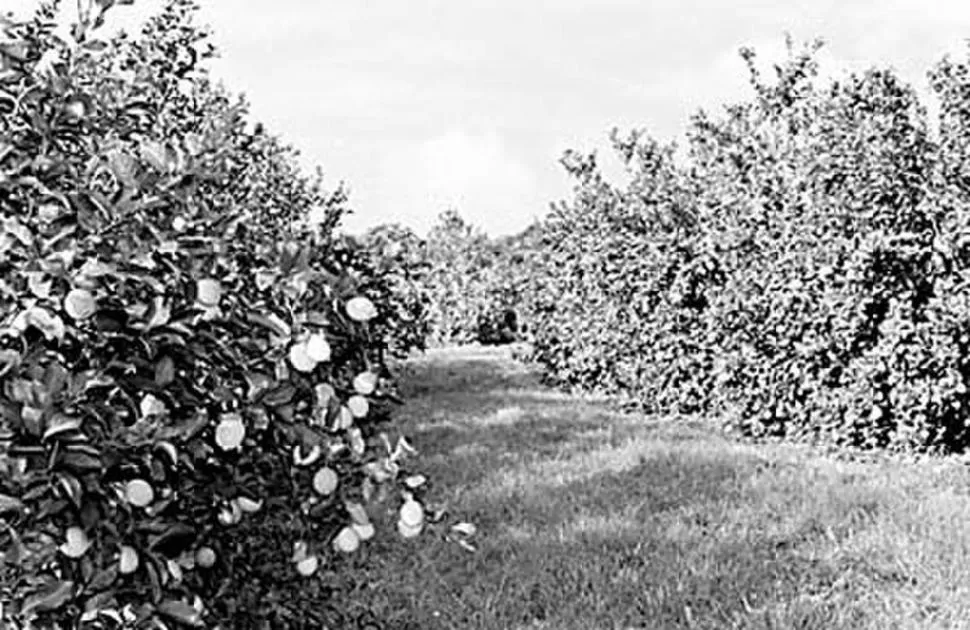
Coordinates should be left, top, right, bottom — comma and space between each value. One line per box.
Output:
140, 140, 170, 172
157, 410, 208, 443
156, 600, 204, 628
0, 349, 21, 378
261, 382, 296, 408
82, 39, 110, 53
3, 526, 24, 565
0, 493, 24, 515
149, 523, 196, 557
86, 565, 119, 592
43, 414, 83, 441
21, 580, 75, 615
155, 356, 176, 386
60, 450, 103, 473
54, 473, 84, 509
82, 591, 118, 616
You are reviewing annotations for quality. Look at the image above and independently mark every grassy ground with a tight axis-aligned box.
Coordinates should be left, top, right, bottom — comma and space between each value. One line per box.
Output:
345, 345, 970, 630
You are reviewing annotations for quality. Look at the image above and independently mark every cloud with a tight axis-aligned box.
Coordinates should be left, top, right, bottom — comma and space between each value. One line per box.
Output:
11, 0, 970, 239
693, 36, 860, 109
342, 130, 542, 237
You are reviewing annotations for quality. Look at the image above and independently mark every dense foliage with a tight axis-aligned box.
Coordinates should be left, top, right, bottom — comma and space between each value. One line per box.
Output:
0, 2, 436, 628
421, 210, 527, 346
522, 37, 970, 454
338, 224, 432, 360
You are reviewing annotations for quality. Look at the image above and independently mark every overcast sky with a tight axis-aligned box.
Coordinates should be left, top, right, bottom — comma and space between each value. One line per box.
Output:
7, 0, 970, 235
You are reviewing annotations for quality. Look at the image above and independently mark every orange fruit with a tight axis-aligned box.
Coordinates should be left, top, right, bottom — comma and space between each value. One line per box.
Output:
296, 555, 319, 576
60, 526, 91, 558
403, 474, 427, 489
288, 342, 316, 373
195, 546, 217, 568
195, 278, 222, 307
353, 372, 378, 395
312, 467, 338, 496
140, 394, 167, 418
125, 479, 155, 508
215, 415, 245, 450
333, 527, 360, 553
397, 519, 423, 539
399, 500, 424, 528
347, 395, 369, 419
63, 289, 96, 321
305, 334, 332, 362
346, 297, 377, 322
119, 545, 139, 574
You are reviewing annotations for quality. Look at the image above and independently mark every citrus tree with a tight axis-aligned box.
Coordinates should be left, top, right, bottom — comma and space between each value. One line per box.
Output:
520, 36, 970, 454
422, 209, 525, 346
0, 2, 439, 628
353, 223, 432, 359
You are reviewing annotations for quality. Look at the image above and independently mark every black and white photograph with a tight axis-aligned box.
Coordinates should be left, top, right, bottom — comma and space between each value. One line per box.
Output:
3, 1, 970, 628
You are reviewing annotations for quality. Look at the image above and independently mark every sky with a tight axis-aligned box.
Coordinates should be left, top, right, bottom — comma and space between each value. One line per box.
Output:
7, 0, 970, 236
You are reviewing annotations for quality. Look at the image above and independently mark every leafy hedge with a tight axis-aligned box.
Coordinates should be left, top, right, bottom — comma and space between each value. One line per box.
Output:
0, 2, 436, 628
522, 37, 970, 454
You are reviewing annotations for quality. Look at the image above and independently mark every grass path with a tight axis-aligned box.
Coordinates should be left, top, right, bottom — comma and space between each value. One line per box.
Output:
348, 346, 970, 630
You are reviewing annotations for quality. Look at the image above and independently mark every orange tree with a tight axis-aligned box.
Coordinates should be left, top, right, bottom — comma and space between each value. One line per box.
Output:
686, 41, 954, 450
0, 2, 434, 628
422, 209, 525, 345
521, 36, 970, 454
352, 223, 432, 359
522, 132, 711, 407
421, 210, 491, 344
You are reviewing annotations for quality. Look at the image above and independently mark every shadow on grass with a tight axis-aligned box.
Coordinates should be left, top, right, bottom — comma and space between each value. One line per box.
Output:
361, 437, 845, 630
397, 346, 541, 399
350, 346, 970, 630
351, 348, 846, 628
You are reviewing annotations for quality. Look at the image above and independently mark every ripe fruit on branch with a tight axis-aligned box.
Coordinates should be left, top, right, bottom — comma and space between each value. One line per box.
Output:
63, 289, 96, 321
312, 467, 338, 496
195, 546, 217, 569
119, 545, 139, 574
346, 296, 377, 322
397, 519, 423, 539
125, 479, 155, 508
305, 334, 332, 362
347, 395, 369, 418
353, 371, 378, 395
60, 527, 92, 558
289, 342, 316, 373
195, 278, 222, 307
296, 555, 319, 576
333, 526, 360, 553
215, 414, 245, 451
399, 500, 424, 527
